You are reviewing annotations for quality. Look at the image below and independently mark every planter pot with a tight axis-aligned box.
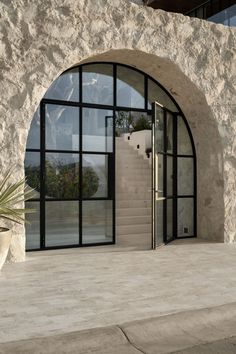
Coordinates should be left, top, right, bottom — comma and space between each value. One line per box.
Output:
0, 228, 12, 270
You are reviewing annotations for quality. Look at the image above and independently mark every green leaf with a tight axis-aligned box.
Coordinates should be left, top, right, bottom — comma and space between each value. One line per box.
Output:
0, 169, 36, 225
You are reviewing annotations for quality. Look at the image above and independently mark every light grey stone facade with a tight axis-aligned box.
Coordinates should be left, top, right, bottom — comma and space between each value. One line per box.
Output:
0, 0, 235, 261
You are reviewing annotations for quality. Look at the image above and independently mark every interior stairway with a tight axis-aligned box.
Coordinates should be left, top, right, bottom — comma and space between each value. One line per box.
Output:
116, 137, 152, 249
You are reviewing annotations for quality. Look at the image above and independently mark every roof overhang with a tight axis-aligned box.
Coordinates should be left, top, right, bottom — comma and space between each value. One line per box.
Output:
145, 0, 208, 14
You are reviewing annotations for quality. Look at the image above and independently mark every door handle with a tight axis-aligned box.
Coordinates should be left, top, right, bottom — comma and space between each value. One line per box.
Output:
156, 197, 165, 201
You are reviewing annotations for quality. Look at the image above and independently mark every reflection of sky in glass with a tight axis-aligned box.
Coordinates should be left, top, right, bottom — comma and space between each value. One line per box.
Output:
45, 105, 79, 151
44, 68, 79, 102
208, 5, 236, 26
82, 64, 113, 105
83, 108, 113, 152
117, 66, 145, 109
25, 152, 40, 167
26, 107, 40, 149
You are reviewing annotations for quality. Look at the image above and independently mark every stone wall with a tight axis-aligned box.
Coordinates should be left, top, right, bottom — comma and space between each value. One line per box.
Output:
0, 0, 235, 261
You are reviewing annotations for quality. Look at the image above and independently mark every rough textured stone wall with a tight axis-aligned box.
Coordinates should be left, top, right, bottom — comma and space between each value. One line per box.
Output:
0, 0, 235, 261
129, 0, 143, 4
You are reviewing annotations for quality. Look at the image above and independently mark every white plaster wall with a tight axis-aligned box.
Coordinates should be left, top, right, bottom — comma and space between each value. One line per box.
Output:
0, 0, 235, 261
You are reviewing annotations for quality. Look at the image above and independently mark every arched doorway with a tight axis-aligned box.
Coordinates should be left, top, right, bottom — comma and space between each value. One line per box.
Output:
24, 62, 196, 250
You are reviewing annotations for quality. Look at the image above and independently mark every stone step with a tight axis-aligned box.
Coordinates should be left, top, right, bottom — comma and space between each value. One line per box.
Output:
117, 186, 151, 192
116, 164, 151, 172
116, 191, 152, 200
116, 180, 152, 186
117, 172, 151, 178
116, 199, 151, 209
116, 171, 151, 179
116, 215, 151, 226
116, 177, 152, 188
116, 189, 151, 195
116, 223, 152, 235
116, 233, 152, 249
116, 158, 150, 166
116, 150, 147, 156
116, 207, 151, 217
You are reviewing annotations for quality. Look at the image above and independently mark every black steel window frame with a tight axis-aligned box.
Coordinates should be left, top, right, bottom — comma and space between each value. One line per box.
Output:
152, 104, 197, 246
26, 62, 196, 251
185, 0, 235, 20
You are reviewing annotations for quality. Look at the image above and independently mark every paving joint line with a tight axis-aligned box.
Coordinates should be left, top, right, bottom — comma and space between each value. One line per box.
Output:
117, 325, 147, 354
168, 335, 236, 354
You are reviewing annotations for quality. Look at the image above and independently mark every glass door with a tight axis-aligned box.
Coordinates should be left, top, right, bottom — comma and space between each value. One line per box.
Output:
152, 102, 175, 248
152, 102, 165, 248
152, 102, 196, 248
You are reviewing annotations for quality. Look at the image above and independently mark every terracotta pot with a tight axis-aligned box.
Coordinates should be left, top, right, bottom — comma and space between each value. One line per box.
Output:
0, 228, 12, 271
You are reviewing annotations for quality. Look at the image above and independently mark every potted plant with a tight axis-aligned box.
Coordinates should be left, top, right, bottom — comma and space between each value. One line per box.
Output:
0, 169, 35, 270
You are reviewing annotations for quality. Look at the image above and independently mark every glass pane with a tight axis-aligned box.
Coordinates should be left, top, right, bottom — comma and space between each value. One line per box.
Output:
83, 108, 113, 152
117, 66, 145, 108
82, 200, 113, 244
167, 156, 173, 196
166, 112, 173, 154
177, 116, 193, 155
148, 79, 178, 112
45, 153, 80, 199
115, 111, 151, 136
83, 154, 108, 198
25, 202, 40, 250
178, 198, 194, 237
178, 158, 194, 195
157, 154, 163, 198
26, 106, 40, 149
45, 201, 79, 247
155, 200, 163, 246
82, 64, 113, 105
155, 106, 164, 153
45, 105, 79, 151
166, 199, 173, 241
24, 152, 40, 198
208, 5, 236, 26
44, 67, 79, 102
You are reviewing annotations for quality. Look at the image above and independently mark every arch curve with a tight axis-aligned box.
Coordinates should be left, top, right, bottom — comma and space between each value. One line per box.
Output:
1, 0, 234, 261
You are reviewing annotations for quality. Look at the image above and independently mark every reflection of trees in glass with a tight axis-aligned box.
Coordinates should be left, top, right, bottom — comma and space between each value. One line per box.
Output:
115, 112, 152, 135
115, 112, 134, 135
25, 165, 40, 193
45, 70, 79, 101
25, 162, 99, 199
46, 106, 67, 150
133, 116, 151, 131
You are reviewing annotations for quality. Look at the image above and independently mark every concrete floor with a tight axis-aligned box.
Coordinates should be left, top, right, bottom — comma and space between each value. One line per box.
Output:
1, 239, 236, 346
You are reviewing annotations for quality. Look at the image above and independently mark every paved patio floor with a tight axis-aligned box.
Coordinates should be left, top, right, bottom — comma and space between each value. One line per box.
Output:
1, 239, 236, 344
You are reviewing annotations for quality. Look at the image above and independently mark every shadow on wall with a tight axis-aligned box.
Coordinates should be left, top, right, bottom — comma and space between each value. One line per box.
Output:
79, 49, 224, 242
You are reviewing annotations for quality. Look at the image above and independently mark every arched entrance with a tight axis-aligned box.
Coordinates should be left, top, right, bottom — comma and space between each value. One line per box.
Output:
24, 62, 196, 250
1, 0, 233, 263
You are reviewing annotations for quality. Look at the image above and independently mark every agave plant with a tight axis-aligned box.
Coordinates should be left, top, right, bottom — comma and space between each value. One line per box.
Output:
0, 169, 35, 225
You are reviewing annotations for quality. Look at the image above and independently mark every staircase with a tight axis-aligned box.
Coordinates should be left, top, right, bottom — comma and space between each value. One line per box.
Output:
116, 137, 152, 249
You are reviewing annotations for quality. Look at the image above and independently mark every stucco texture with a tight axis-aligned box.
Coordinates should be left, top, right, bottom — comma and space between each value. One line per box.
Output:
0, 0, 235, 261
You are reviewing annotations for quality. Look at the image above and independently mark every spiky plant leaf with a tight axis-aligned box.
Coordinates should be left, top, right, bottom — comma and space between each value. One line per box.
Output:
0, 169, 36, 225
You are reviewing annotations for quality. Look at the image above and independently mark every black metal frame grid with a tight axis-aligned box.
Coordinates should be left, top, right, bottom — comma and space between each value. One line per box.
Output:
152, 102, 197, 248
25, 62, 197, 251
185, 0, 235, 20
